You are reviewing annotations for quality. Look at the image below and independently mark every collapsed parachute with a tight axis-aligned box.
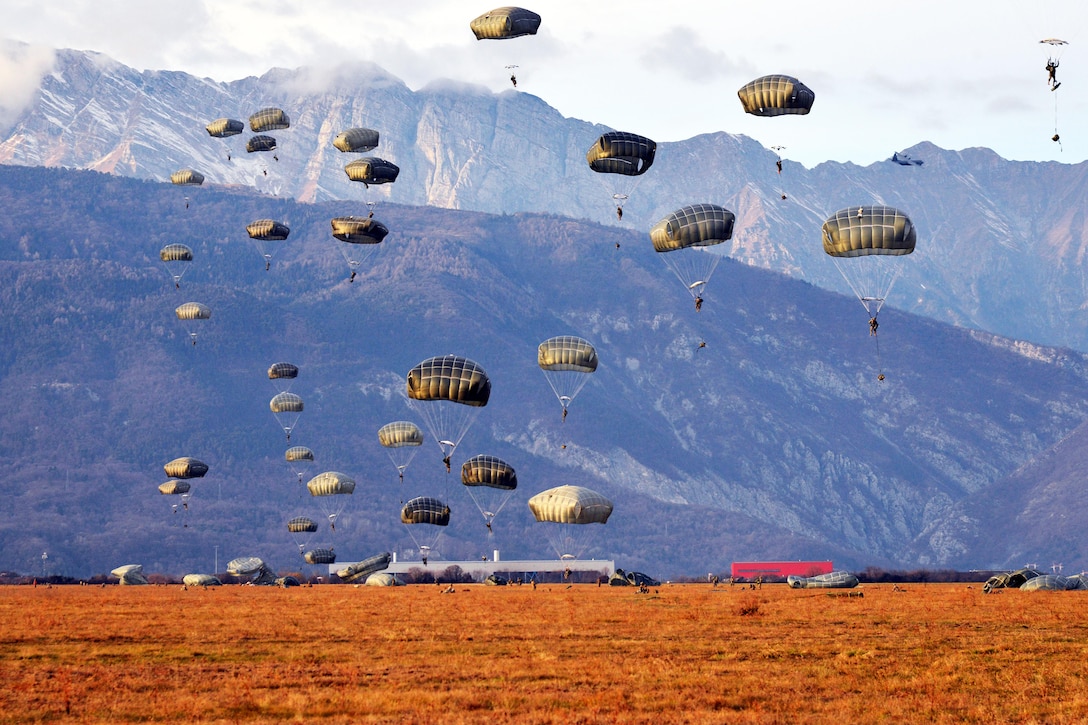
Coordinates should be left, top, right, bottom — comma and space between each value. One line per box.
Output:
787, 571, 859, 589
270, 392, 304, 441
538, 336, 598, 420
378, 421, 424, 482
461, 454, 518, 532
112, 564, 149, 585
650, 203, 735, 310
737, 75, 815, 116
528, 485, 612, 559
336, 552, 392, 583
406, 355, 491, 471
470, 7, 541, 39
586, 131, 656, 220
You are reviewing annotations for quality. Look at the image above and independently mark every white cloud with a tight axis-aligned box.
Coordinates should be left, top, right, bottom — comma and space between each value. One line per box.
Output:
0, 40, 55, 128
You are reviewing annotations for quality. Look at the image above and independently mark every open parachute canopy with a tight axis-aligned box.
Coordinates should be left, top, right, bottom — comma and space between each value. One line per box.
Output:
158, 480, 191, 495
206, 118, 244, 137
246, 135, 277, 154
461, 454, 518, 491
470, 6, 541, 40
170, 169, 204, 186
333, 127, 380, 153
331, 217, 389, 244
378, 421, 424, 481
304, 548, 336, 565
268, 361, 299, 382
249, 107, 290, 133
821, 205, 916, 316
538, 335, 598, 417
586, 132, 657, 177
737, 74, 815, 116
247, 220, 290, 241
287, 516, 318, 534
401, 496, 451, 526
307, 471, 355, 497
285, 446, 314, 463
175, 302, 211, 321
160, 244, 193, 263
270, 392, 304, 414
529, 485, 613, 525
650, 203, 735, 307
344, 157, 400, 185
407, 355, 491, 407
163, 457, 208, 479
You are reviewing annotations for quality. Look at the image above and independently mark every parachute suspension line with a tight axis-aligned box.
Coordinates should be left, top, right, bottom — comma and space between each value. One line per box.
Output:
660, 248, 722, 306
874, 326, 885, 382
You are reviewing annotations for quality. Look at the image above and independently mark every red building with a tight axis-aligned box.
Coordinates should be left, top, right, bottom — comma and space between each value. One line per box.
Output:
731, 561, 833, 580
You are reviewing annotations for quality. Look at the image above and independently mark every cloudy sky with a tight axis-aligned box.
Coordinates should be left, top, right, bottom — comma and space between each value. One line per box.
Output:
0, 0, 1085, 167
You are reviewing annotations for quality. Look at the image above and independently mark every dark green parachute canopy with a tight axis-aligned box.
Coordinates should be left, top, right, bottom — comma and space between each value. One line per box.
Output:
401, 496, 451, 526
158, 480, 191, 495
287, 516, 318, 533
821, 206, 917, 258
538, 336, 598, 373
170, 169, 204, 186
461, 454, 518, 490
336, 552, 392, 583
307, 471, 356, 497
285, 446, 314, 462
175, 302, 211, 320
304, 548, 336, 565
205, 118, 245, 137
331, 217, 389, 244
470, 6, 541, 39
407, 355, 491, 407
586, 132, 656, 176
650, 203, 735, 253
249, 107, 291, 132
247, 220, 290, 241
737, 74, 815, 116
378, 421, 424, 448
333, 127, 380, 153
163, 457, 208, 479
270, 392, 304, 414
160, 244, 193, 262
528, 485, 613, 524
267, 362, 299, 381
246, 135, 277, 154
344, 157, 400, 185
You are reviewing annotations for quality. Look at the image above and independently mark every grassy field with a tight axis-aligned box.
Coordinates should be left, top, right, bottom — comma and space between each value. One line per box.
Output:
1, 581, 1086, 723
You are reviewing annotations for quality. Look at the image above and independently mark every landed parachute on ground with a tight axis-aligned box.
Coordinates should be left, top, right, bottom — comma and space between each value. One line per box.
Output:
538, 335, 598, 421
461, 454, 517, 532
470, 7, 541, 39
787, 571, 859, 589
331, 216, 389, 282
270, 392, 304, 441
333, 127, 380, 153
528, 485, 612, 560
159, 243, 193, 289
336, 552, 392, 584
111, 564, 149, 585
586, 132, 656, 220
183, 573, 221, 587
737, 74, 815, 116
227, 556, 277, 584
164, 457, 208, 479
407, 355, 491, 472
401, 496, 451, 566
650, 204, 735, 311
378, 421, 424, 482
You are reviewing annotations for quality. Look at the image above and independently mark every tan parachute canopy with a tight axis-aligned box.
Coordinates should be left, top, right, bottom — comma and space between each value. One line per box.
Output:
650, 204, 735, 253
304, 548, 336, 565
336, 552, 392, 583
461, 454, 518, 490
246, 220, 290, 241
285, 446, 314, 463
307, 471, 356, 497
268, 362, 299, 381
182, 573, 221, 586
270, 392, 304, 414
586, 132, 656, 176
470, 7, 541, 39
160, 244, 193, 263
401, 496, 451, 526
206, 118, 244, 137
170, 169, 204, 186
175, 302, 211, 321
787, 571, 859, 589
249, 107, 290, 132
331, 217, 389, 244
378, 421, 424, 448
821, 206, 917, 258
111, 564, 149, 585
344, 157, 400, 185
287, 516, 318, 533
737, 74, 815, 116
164, 457, 208, 479
158, 480, 191, 495
538, 336, 598, 373
333, 127, 380, 153
528, 485, 613, 524
407, 355, 491, 406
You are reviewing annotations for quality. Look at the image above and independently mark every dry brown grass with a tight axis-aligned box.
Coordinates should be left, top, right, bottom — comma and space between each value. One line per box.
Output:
1, 582, 1087, 723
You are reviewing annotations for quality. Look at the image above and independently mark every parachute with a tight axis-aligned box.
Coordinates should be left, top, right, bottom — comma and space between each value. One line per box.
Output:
285, 445, 314, 485
461, 454, 517, 532
159, 243, 193, 290
249, 108, 291, 133
821, 205, 916, 316
378, 421, 424, 482
1040, 39, 1068, 145
333, 127, 380, 153
586, 131, 656, 220
406, 355, 491, 472
344, 157, 400, 185
170, 169, 204, 186
649, 204, 735, 310
267, 362, 299, 392
336, 552, 392, 584
401, 496, 451, 566
111, 564, 149, 585
737, 74, 815, 116
227, 556, 277, 584
528, 485, 612, 559
175, 302, 210, 345
470, 7, 541, 39
246, 135, 277, 154
331, 216, 389, 282
538, 336, 597, 420
158, 480, 190, 495
307, 471, 355, 531
182, 573, 221, 587
304, 548, 336, 565
787, 571, 859, 589
270, 392, 303, 441
206, 118, 244, 137
163, 457, 208, 479
246, 219, 290, 271
286, 515, 318, 556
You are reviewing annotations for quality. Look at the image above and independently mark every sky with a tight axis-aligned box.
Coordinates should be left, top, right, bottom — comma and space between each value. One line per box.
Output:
0, 0, 1085, 168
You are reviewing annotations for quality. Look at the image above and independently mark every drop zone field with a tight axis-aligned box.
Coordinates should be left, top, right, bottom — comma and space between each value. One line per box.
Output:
1, 582, 1087, 723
